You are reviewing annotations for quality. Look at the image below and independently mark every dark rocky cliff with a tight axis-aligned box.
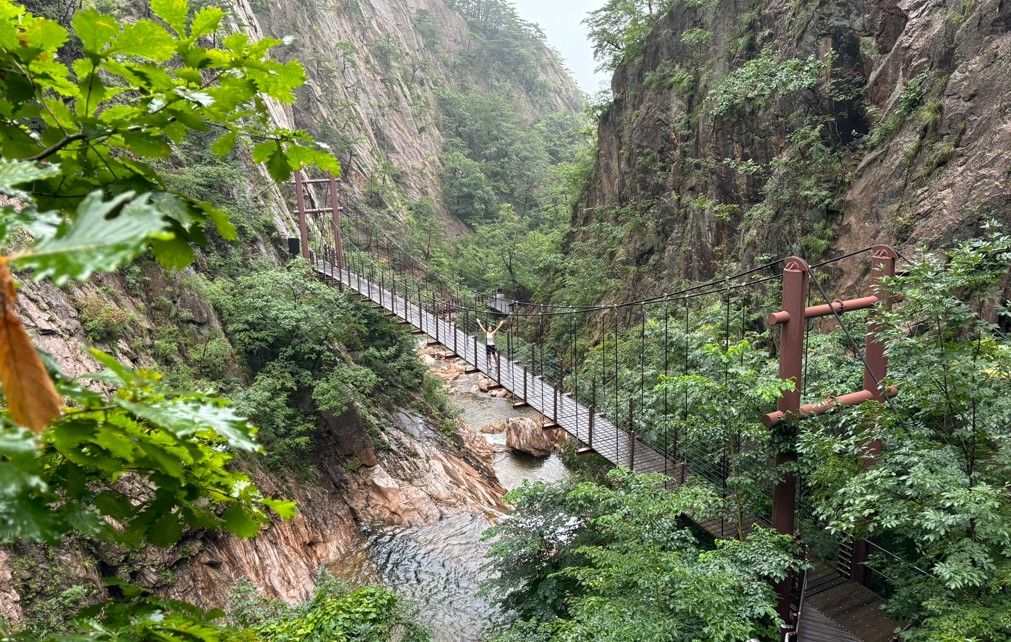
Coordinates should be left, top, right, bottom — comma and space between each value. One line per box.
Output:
578, 0, 1011, 295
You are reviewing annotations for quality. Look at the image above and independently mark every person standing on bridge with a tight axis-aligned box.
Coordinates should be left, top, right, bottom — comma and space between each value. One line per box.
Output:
476, 317, 506, 373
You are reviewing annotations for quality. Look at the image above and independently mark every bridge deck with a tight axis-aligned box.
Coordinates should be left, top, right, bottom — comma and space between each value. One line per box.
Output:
318, 261, 899, 642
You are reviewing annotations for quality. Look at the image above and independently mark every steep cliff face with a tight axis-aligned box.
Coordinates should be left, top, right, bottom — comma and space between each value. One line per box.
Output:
578, 0, 1011, 294
236, 0, 583, 229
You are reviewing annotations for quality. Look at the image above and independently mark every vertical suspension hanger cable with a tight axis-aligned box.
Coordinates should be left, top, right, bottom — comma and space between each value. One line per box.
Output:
640, 302, 646, 440
614, 305, 619, 425
664, 299, 670, 470
683, 297, 690, 422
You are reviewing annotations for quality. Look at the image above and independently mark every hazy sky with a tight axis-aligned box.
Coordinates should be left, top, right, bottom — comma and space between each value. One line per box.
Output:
510, 0, 608, 94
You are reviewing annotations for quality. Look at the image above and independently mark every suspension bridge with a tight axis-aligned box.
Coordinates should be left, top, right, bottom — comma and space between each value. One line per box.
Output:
291, 172, 910, 642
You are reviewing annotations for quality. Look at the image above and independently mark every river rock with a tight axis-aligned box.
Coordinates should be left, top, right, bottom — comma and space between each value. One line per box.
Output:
505, 417, 559, 457
480, 421, 506, 434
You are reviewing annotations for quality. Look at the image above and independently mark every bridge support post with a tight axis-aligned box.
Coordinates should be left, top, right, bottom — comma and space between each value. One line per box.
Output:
850, 246, 898, 587
772, 257, 809, 624
328, 174, 344, 292
294, 171, 309, 261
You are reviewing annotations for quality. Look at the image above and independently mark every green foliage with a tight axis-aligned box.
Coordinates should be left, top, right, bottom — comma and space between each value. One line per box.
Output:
0, 3, 361, 640
75, 295, 136, 344
0, 0, 337, 274
864, 69, 934, 148
212, 260, 431, 472
798, 227, 1011, 638
0, 348, 293, 547
439, 151, 498, 222
583, 0, 678, 72
746, 122, 844, 230
708, 49, 833, 118
446, 0, 550, 89
680, 27, 712, 46
484, 469, 803, 640
371, 39, 399, 69
436, 87, 551, 217
655, 337, 791, 534
644, 62, 695, 95
230, 571, 429, 642
21, 583, 94, 638
2, 586, 257, 641
413, 9, 442, 49
448, 204, 552, 299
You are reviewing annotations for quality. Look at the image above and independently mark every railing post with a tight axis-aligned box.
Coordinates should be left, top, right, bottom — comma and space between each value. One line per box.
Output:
522, 355, 528, 401
630, 431, 636, 471
589, 378, 596, 447
772, 256, 809, 623
552, 382, 558, 422
628, 399, 635, 470
392, 270, 397, 316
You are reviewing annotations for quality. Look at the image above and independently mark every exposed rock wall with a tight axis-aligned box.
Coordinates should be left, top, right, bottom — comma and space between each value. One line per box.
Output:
234, 0, 583, 232
578, 0, 1011, 296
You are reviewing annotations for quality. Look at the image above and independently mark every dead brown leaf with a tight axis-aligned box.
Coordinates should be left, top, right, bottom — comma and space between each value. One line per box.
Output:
0, 261, 61, 432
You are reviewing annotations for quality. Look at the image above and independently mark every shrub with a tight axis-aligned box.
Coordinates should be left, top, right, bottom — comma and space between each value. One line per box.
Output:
76, 296, 135, 344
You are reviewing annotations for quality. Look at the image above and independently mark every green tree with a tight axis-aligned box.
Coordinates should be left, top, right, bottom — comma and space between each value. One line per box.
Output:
483, 469, 803, 641
211, 260, 429, 472
583, 0, 678, 72
440, 150, 498, 222
231, 571, 430, 642
0, 0, 337, 270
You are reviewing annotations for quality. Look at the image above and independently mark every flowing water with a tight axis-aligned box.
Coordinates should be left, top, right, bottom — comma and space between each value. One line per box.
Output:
329, 364, 571, 641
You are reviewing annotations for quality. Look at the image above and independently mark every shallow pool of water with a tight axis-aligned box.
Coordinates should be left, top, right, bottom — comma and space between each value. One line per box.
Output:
328, 360, 571, 641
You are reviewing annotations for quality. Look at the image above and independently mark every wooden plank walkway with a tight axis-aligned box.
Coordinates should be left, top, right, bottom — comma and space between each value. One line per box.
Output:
801, 564, 900, 642
317, 261, 900, 642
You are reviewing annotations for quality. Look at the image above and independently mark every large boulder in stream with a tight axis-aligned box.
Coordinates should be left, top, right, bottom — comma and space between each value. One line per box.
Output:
505, 417, 569, 457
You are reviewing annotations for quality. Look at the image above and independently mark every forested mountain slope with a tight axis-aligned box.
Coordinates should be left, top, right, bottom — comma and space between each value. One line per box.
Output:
574, 0, 1011, 296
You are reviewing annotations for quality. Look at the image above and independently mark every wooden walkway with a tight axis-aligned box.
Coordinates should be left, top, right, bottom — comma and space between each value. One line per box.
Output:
800, 564, 900, 642
318, 261, 900, 642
